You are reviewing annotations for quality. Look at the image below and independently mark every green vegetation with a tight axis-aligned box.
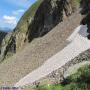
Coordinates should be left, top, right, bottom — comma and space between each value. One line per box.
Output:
76, 0, 80, 3
21, 0, 43, 21
35, 84, 61, 90
16, 0, 43, 33
10, 0, 43, 50
76, 0, 80, 5
33, 65, 90, 90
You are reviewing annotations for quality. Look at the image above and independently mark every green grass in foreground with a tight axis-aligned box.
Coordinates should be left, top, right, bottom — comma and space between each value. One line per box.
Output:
33, 65, 90, 90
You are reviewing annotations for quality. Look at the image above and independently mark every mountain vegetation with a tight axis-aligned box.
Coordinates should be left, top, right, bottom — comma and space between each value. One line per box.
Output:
34, 65, 90, 90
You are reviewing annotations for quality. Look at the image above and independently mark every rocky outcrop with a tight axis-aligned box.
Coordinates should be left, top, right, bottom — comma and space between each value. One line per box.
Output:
0, 31, 7, 56
0, 31, 7, 45
80, 0, 90, 38
27, 0, 78, 42
0, 0, 78, 60
80, 0, 90, 15
0, 32, 13, 60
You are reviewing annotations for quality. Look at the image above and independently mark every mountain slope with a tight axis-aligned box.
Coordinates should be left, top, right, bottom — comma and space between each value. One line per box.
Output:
0, 0, 78, 60
0, 31, 7, 55
0, 12, 81, 86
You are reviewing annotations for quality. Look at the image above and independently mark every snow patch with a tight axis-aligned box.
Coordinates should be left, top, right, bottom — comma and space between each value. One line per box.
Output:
67, 25, 88, 42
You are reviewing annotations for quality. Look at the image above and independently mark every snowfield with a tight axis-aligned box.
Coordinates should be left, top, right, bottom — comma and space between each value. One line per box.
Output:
15, 25, 90, 87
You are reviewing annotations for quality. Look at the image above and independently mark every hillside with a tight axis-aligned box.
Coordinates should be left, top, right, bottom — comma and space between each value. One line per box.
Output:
0, 0, 90, 88
0, 11, 82, 86
0, 0, 78, 60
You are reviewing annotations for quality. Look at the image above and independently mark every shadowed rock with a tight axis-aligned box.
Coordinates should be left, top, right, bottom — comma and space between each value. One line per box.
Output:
80, 0, 90, 38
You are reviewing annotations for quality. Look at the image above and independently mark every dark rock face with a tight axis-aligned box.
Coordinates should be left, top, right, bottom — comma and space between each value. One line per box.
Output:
80, 0, 90, 37
81, 13, 90, 34
80, 0, 90, 15
0, 32, 15, 60
0, 31, 7, 45
0, 31, 7, 54
27, 0, 76, 42
4, 36, 16, 57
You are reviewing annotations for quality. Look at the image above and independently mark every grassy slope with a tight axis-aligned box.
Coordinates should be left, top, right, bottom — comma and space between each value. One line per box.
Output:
0, 0, 44, 53
15, 0, 43, 33
34, 65, 90, 90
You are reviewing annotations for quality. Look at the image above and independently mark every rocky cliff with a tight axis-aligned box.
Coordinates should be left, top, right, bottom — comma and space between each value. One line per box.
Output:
0, 31, 7, 45
0, 0, 78, 60
0, 31, 7, 55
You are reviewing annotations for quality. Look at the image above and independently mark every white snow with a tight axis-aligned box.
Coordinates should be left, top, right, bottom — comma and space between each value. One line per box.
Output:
67, 25, 88, 42
15, 25, 90, 87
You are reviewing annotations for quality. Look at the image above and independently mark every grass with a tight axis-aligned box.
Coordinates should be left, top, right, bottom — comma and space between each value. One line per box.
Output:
15, 0, 43, 33
35, 84, 62, 90
32, 65, 90, 90
76, 0, 80, 3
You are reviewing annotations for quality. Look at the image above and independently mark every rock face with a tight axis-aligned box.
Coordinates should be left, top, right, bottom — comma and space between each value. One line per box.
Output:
0, 31, 7, 45
27, 0, 77, 42
80, 0, 90, 15
0, 31, 7, 55
0, 32, 12, 60
0, 0, 78, 60
80, 0, 90, 38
